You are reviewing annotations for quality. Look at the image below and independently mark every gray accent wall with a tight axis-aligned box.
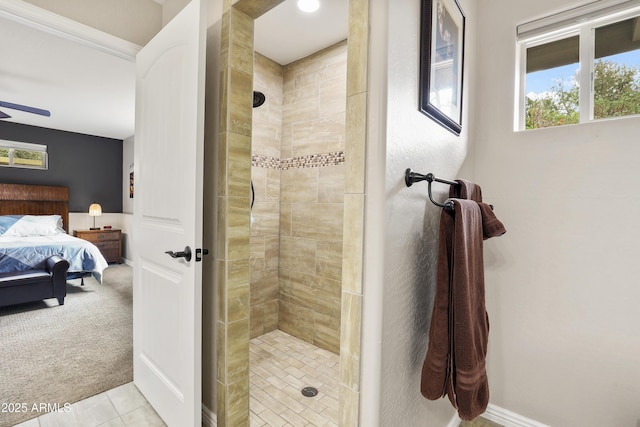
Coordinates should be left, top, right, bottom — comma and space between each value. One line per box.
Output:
0, 121, 123, 213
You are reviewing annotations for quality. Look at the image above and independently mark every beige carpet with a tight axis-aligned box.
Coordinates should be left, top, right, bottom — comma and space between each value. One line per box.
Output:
0, 265, 133, 427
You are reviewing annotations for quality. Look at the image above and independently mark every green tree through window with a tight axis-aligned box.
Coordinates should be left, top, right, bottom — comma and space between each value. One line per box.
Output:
526, 60, 640, 129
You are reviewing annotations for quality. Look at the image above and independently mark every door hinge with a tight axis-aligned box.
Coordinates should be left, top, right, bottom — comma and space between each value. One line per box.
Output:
195, 248, 209, 262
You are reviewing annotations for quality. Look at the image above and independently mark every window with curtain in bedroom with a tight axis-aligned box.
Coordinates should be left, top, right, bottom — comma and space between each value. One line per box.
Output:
516, 0, 640, 130
0, 140, 48, 170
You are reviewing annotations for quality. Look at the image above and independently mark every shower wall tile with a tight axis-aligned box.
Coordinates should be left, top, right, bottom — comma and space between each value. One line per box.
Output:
250, 201, 279, 236
291, 203, 343, 241
290, 113, 345, 156
227, 317, 250, 385
251, 167, 266, 202
227, 375, 249, 427
345, 92, 367, 195
347, 0, 368, 97
283, 42, 347, 159
227, 196, 251, 260
339, 384, 359, 427
252, 124, 281, 159
250, 51, 283, 340
250, 236, 264, 268
228, 68, 253, 137
251, 41, 346, 352
342, 194, 364, 294
228, 132, 251, 198
265, 169, 280, 201
250, 305, 264, 338
278, 300, 314, 343
277, 41, 347, 355
217, 320, 227, 383
280, 168, 318, 203
229, 8, 253, 75
227, 258, 250, 323
315, 312, 341, 352
263, 300, 278, 333
279, 202, 292, 236
249, 267, 278, 306
279, 236, 316, 275
264, 235, 279, 269
232, 0, 283, 19
217, 197, 227, 259
253, 53, 283, 159
320, 79, 348, 118
318, 164, 345, 203
340, 291, 361, 391
316, 240, 343, 282
280, 270, 341, 316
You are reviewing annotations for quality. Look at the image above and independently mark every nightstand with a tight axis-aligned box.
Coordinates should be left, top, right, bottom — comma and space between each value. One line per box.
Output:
73, 229, 122, 264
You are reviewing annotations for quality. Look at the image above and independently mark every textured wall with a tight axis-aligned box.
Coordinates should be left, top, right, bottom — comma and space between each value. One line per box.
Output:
475, 0, 640, 425
360, 0, 479, 424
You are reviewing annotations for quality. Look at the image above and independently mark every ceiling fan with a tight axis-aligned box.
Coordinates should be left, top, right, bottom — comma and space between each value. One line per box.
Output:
0, 101, 50, 119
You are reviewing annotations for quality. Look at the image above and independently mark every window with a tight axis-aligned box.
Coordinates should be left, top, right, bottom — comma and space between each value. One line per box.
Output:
517, 1, 640, 130
0, 140, 48, 170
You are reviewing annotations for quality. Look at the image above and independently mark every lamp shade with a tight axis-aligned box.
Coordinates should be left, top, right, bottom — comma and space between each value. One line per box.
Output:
88, 203, 102, 217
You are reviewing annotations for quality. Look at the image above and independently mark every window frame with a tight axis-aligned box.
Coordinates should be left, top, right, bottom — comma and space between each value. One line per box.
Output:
0, 139, 48, 170
516, 2, 640, 131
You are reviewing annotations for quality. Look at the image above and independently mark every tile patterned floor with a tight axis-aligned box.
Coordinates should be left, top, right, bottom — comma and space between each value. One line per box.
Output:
12, 382, 165, 427
249, 330, 340, 427
13, 329, 338, 427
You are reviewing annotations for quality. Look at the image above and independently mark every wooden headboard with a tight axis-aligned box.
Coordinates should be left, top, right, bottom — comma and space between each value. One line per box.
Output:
0, 184, 70, 233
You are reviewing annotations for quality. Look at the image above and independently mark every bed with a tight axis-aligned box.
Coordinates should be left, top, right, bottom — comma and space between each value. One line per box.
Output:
0, 183, 109, 306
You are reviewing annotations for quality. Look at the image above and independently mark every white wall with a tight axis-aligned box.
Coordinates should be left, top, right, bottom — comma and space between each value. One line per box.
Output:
68, 212, 133, 263
361, 0, 479, 424
476, 0, 640, 426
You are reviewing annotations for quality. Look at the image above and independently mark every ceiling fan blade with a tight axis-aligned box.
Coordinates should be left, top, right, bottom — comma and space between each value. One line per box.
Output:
0, 101, 50, 117
0, 110, 11, 119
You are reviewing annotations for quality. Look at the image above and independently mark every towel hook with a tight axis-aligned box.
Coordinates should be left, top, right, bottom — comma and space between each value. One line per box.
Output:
405, 168, 456, 211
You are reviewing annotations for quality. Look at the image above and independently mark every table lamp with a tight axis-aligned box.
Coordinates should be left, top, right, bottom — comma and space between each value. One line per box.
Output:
89, 202, 102, 230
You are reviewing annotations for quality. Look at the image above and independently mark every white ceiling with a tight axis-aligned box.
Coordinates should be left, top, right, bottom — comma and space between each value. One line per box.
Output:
255, 0, 349, 66
0, 0, 348, 140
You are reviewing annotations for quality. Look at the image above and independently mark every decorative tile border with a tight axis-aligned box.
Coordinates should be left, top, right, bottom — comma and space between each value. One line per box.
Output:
251, 154, 280, 169
252, 151, 345, 170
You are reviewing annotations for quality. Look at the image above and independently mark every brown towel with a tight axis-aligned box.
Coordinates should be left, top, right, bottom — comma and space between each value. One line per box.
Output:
451, 179, 482, 201
479, 202, 506, 240
421, 198, 504, 420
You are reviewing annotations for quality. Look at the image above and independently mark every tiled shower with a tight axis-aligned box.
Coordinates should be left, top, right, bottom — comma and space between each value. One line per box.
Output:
250, 40, 347, 355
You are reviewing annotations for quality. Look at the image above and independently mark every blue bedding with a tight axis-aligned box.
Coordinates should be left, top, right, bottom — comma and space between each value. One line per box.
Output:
0, 234, 109, 283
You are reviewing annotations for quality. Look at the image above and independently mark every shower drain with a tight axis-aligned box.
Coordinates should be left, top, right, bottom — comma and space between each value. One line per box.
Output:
301, 386, 318, 397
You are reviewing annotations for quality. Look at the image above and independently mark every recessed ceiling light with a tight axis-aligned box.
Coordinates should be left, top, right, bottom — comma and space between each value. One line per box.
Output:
297, 0, 320, 13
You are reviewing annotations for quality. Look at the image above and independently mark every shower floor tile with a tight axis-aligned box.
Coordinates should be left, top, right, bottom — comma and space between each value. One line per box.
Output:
250, 329, 339, 427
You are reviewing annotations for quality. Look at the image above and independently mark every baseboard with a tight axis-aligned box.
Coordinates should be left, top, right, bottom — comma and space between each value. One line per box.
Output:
122, 258, 133, 267
448, 403, 550, 427
202, 404, 216, 427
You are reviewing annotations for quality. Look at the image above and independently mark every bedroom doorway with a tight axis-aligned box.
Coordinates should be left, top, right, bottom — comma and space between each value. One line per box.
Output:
0, 0, 203, 425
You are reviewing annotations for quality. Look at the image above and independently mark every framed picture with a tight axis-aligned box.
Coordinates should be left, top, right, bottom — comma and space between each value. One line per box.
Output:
419, 0, 466, 135
129, 170, 134, 198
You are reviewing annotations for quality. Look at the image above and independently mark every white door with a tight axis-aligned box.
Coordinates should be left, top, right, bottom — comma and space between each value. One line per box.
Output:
132, 1, 206, 426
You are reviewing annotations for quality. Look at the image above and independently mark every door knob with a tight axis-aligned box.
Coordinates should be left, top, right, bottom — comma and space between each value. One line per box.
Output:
165, 246, 192, 262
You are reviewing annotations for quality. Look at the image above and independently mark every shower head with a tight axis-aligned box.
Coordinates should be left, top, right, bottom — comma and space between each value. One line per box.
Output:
253, 91, 266, 108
